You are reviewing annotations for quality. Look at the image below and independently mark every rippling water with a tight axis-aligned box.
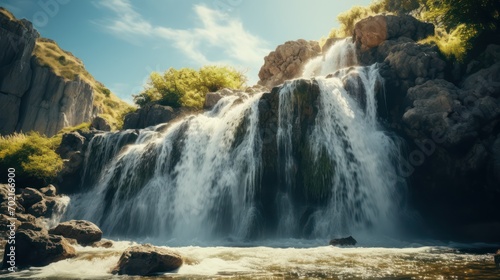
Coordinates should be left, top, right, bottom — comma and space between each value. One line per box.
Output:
3, 240, 498, 279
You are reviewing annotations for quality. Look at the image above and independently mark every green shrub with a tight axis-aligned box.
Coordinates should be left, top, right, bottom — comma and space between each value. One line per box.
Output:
134, 65, 246, 109
0, 132, 63, 186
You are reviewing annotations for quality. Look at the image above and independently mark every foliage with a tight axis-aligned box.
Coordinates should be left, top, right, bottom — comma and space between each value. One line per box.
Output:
0, 132, 63, 185
328, 2, 385, 38
134, 65, 246, 109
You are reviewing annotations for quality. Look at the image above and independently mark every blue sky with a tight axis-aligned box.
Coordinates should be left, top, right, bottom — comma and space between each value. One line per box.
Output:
1, 0, 371, 103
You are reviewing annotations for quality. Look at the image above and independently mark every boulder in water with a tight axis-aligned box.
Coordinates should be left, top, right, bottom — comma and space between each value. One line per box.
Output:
91, 238, 114, 248
495, 250, 500, 268
1, 229, 76, 269
112, 244, 183, 275
329, 236, 357, 246
49, 220, 102, 246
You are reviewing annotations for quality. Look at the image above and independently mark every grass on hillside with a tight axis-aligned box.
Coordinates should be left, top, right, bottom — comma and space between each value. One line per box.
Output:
34, 38, 134, 129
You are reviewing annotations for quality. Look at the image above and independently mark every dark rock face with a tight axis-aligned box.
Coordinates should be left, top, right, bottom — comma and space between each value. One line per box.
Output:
353, 14, 500, 242
123, 104, 193, 130
2, 229, 76, 269
329, 236, 357, 246
49, 220, 103, 246
112, 244, 183, 276
0, 11, 95, 137
258, 39, 321, 88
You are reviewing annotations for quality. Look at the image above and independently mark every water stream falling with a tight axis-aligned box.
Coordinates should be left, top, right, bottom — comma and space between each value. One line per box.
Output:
66, 39, 404, 244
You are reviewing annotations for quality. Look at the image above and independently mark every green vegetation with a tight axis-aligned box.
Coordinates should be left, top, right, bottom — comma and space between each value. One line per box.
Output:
325, 0, 500, 61
0, 132, 63, 185
134, 66, 246, 109
33, 38, 134, 130
0, 123, 92, 186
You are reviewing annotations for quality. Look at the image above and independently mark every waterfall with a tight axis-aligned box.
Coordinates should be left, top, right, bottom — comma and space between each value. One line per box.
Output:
66, 39, 404, 243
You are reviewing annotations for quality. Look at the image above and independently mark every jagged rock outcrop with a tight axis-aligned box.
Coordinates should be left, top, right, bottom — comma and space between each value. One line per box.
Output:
258, 39, 321, 88
0, 10, 95, 137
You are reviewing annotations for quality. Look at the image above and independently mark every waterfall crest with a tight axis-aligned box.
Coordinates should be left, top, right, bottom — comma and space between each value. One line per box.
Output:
66, 39, 404, 243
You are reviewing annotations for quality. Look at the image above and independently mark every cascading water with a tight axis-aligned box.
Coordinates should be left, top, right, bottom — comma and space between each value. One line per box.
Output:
66, 38, 404, 244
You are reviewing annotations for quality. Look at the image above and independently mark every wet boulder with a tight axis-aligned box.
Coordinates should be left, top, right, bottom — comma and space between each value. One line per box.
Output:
112, 244, 183, 276
2, 229, 76, 269
329, 236, 357, 246
49, 220, 102, 246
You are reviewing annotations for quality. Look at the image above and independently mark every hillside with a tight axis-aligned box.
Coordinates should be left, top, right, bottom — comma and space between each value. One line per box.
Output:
0, 7, 132, 136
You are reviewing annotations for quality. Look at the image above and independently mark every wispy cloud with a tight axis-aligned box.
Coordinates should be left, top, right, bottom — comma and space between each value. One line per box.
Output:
94, 0, 269, 81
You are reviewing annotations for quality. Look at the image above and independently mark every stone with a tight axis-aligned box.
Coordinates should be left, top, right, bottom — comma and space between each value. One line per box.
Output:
90, 116, 111, 131
353, 15, 434, 51
258, 39, 321, 88
1, 229, 76, 268
495, 250, 500, 268
123, 104, 182, 129
112, 244, 183, 275
40, 184, 57, 196
329, 236, 357, 246
91, 239, 114, 248
49, 220, 102, 246
17, 187, 43, 209
56, 131, 86, 159
204, 88, 233, 110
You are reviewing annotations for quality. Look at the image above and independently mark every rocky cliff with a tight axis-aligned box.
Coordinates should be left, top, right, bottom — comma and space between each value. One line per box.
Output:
351, 15, 500, 241
254, 14, 500, 241
0, 8, 130, 137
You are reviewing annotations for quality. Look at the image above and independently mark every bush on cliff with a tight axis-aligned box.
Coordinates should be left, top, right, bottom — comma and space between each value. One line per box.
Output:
0, 132, 63, 186
0, 123, 92, 186
133, 65, 246, 109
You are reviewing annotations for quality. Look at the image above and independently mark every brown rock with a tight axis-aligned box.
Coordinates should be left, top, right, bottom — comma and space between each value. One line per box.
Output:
49, 220, 102, 246
354, 15, 388, 50
17, 187, 43, 209
112, 244, 183, 276
1, 229, 76, 268
91, 238, 114, 248
258, 39, 321, 88
40, 184, 57, 196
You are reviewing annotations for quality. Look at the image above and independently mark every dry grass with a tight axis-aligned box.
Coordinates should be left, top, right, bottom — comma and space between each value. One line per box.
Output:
33, 38, 134, 130
0, 7, 16, 21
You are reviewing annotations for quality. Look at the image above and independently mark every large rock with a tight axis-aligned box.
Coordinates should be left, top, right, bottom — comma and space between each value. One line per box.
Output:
329, 236, 357, 246
495, 250, 500, 268
0, 11, 95, 137
123, 104, 191, 129
17, 187, 44, 209
258, 39, 321, 88
353, 15, 434, 51
112, 244, 183, 276
1, 229, 76, 268
90, 116, 111, 131
49, 220, 102, 245
204, 88, 233, 110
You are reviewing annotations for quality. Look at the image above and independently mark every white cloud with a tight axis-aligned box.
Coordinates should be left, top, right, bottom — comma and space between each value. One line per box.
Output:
94, 0, 270, 83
